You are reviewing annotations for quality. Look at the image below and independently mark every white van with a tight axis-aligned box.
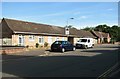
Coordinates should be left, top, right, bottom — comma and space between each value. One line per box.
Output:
76, 38, 94, 49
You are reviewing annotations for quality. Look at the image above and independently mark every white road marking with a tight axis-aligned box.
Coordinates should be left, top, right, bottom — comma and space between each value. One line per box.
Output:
97, 63, 119, 78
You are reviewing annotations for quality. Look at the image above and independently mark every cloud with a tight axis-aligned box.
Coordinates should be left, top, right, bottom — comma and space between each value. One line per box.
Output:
14, 11, 72, 19
41, 12, 66, 17
79, 16, 88, 19
107, 8, 113, 11
73, 12, 81, 15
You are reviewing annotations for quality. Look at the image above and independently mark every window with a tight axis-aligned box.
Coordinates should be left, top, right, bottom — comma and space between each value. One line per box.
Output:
18, 35, 24, 46
38, 36, 44, 44
80, 39, 87, 42
88, 39, 90, 43
67, 41, 71, 44
56, 37, 59, 41
29, 35, 35, 41
54, 41, 62, 44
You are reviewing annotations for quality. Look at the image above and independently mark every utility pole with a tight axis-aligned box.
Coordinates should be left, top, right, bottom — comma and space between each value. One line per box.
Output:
66, 18, 74, 28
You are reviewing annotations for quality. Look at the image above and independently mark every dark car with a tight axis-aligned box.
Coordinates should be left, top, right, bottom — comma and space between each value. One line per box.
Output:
51, 41, 76, 53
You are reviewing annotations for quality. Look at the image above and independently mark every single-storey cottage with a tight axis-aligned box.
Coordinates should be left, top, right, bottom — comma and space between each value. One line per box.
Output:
91, 30, 111, 44
0, 18, 110, 48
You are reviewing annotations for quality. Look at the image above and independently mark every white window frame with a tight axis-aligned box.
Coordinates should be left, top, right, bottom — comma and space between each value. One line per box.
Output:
18, 35, 24, 46
29, 35, 35, 41
55, 37, 59, 41
38, 36, 44, 44
62, 37, 65, 41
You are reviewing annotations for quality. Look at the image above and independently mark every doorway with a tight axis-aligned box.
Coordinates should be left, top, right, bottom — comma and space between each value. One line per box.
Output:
68, 37, 74, 44
18, 35, 24, 46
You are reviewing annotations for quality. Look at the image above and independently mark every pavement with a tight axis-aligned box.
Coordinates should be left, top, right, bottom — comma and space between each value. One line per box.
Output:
11, 49, 46, 56
1, 44, 119, 61
2, 49, 47, 61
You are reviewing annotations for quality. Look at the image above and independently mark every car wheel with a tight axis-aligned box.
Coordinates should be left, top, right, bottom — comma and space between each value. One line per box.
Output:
51, 49, 53, 52
91, 44, 94, 48
73, 47, 76, 51
85, 45, 88, 49
62, 48, 65, 53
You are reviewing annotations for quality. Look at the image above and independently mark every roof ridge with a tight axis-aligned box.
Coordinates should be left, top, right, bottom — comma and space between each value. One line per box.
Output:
3, 18, 64, 28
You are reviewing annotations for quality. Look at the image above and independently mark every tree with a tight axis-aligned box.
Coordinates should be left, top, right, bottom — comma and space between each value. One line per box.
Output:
65, 25, 76, 29
94, 24, 110, 33
83, 24, 120, 42
110, 25, 120, 42
82, 26, 95, 31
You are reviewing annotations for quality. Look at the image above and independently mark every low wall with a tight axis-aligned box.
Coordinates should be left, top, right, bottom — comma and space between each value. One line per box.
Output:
0, 46, 26, 55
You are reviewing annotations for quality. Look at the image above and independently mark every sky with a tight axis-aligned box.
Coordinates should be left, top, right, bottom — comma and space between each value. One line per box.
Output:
2, 2, 118, 29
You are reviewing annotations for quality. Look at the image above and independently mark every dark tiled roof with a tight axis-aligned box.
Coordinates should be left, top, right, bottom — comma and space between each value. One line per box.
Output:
91, 30, 110, 38
0, 23, 2, 38
101, 32, 109, 38
4, 18, 65, 35
2, 18, 96, 38
69, 28, 96, 38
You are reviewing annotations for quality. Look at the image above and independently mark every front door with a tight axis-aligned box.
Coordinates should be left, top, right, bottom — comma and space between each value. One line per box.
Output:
68, 37, 74, 45
18, 35, 24, 46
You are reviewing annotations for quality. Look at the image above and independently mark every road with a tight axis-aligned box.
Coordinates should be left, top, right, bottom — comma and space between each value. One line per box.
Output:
2, 44, 120, 78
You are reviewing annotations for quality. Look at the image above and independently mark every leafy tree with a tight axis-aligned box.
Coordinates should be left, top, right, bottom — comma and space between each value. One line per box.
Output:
94, 24, 111, 33
65, 25, 76, 29
82, 26, 95, 31
83, 24, 120, 42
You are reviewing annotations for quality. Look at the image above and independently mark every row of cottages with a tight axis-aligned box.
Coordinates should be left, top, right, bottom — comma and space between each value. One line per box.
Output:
91, 30, 111, 44
0, 18, 110, 47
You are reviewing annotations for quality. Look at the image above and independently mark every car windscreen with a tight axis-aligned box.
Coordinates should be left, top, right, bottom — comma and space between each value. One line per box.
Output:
54, 41, 62, 44
79, 39, 87, 42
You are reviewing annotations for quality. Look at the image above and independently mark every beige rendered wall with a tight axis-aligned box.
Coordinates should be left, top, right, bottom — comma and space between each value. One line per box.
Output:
12, 34, 18, 46
74, 38, 80, 45
12, 34, 68, 47
93, 39, 98, 44
46, 36, 67, 46
107, 37, 111, 43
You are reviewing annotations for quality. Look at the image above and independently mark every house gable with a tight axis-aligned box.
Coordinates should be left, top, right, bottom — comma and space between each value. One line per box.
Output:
1, 18, 13, 38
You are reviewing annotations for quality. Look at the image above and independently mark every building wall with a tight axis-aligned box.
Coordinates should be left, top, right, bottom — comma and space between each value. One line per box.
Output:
0, 39, 1, 45
74, 38, 80, 45
12, 34, 68, 47
2, 38, 12, 45
93, 38, 98, 44
107, 37, 111, 43
12, 34, 19, 46
107, 34, 111, 43
97, 38, 101, 44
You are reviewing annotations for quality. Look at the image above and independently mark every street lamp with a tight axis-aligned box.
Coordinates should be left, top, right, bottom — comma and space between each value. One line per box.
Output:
65, 18, 74, 35
66, 18, 74, 28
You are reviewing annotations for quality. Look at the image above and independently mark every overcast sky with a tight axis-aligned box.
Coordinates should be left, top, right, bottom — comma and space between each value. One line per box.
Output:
2, 2, 118, 29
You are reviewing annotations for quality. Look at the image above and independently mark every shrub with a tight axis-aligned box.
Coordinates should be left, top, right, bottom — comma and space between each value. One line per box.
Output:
26, 45, 29, 48
35, 43, 39, 48
2, 50, 7, 55
44, 42, 48, 47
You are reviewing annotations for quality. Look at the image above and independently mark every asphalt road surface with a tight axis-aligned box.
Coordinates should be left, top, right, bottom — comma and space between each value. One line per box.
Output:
2, 44, 120, 78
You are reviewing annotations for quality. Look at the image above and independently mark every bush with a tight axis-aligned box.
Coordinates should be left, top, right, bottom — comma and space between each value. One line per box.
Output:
44, 42, 48, 47
110, 38, 116, 44
26, 45, 29, 48
2, 50, 7, 55
35, 43, 39, 48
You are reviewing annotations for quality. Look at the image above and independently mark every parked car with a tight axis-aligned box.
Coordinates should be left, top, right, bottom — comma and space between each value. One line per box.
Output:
76, 38, 94, 49
51, 41, 76, 53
